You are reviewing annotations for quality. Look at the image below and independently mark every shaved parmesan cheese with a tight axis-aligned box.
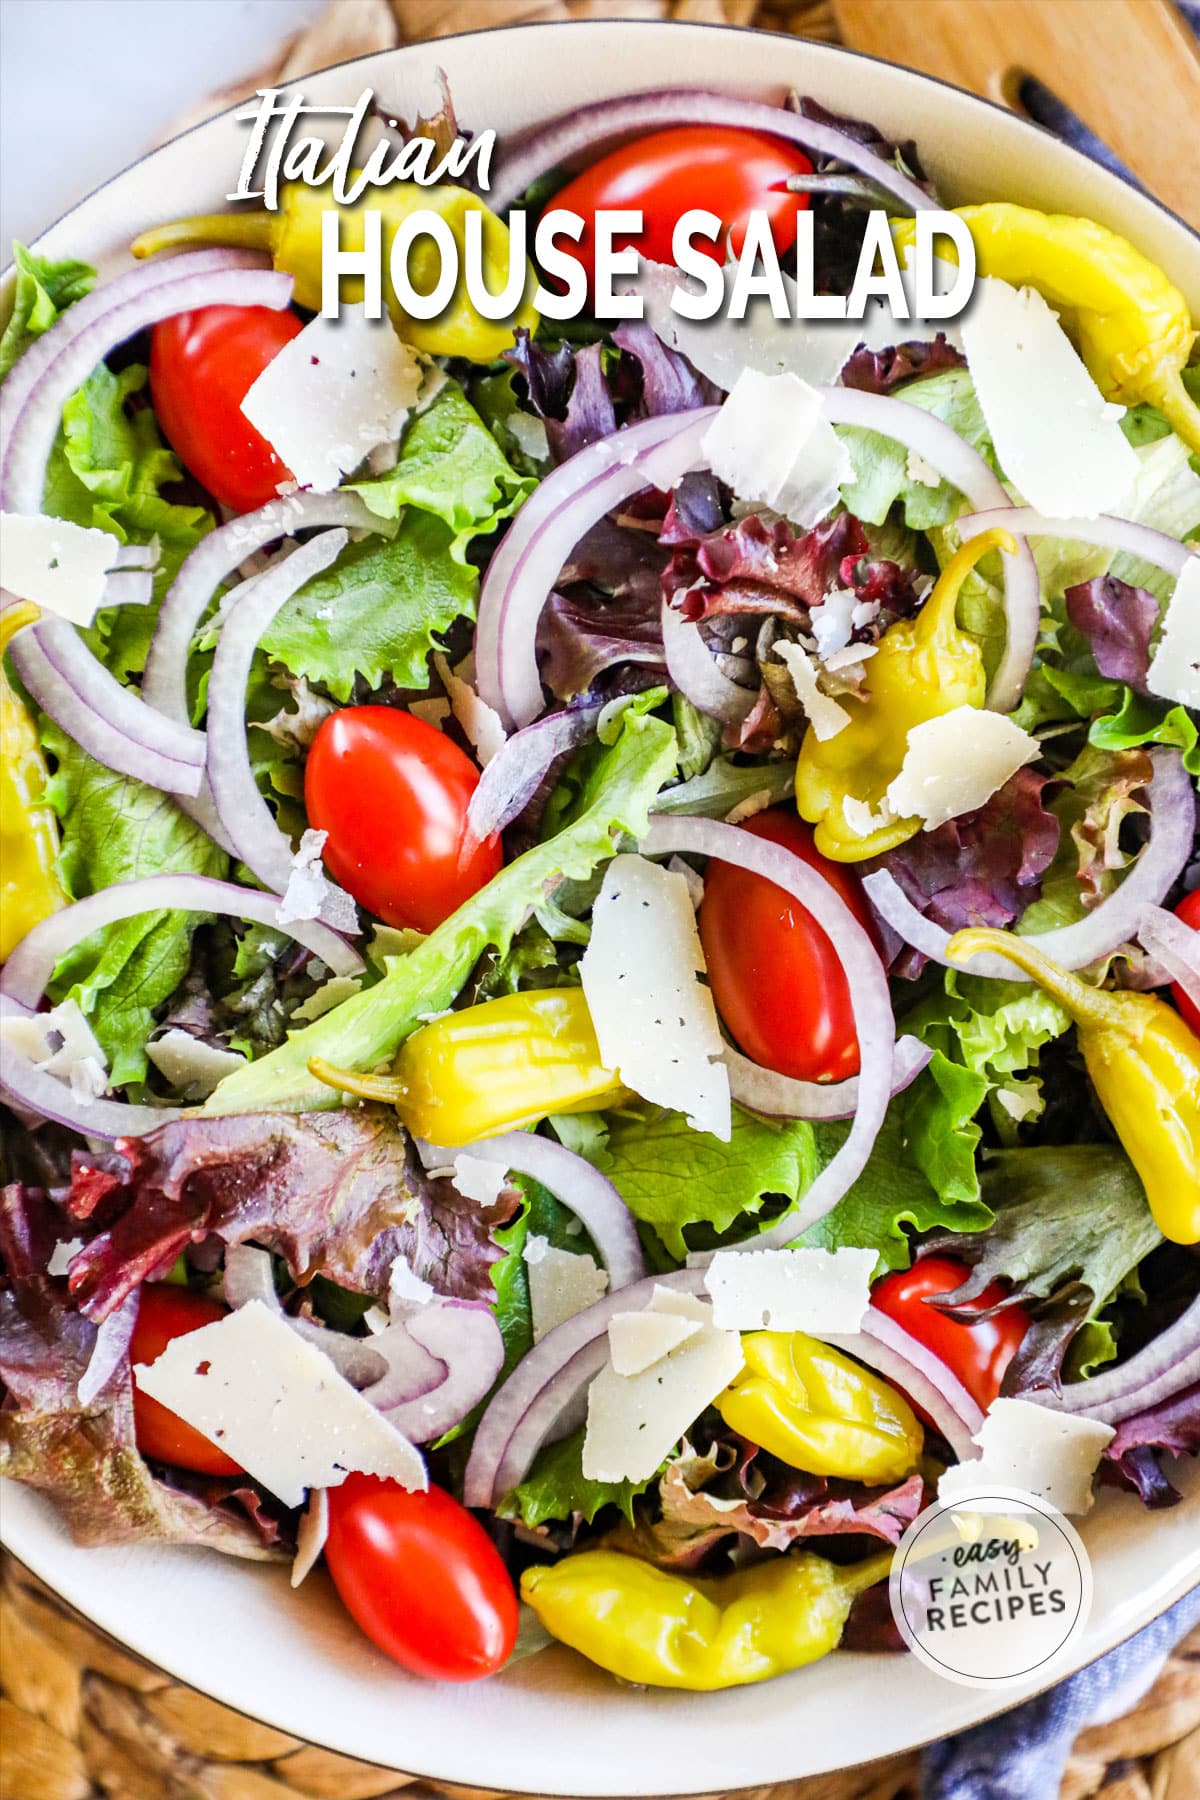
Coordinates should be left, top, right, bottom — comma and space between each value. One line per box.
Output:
648, 1286, 714, 1325
608, 1309, 701, 1376
809, 588, 859, 659
47, 1238, 84, 1278
133, 1300, 427, 1505
387, 1254, 435, 1314
775, 642, 850, 741
0, 514, 135, 627
291, 975, 362, 1024
453, 1152, 511, 1208
725, 788, 774, 825
524, 1237, 608, 1342
408, 697, 452, 731
291, 1487, 329, 1588
905, 449, 942, 490
938, 1398, 1114, 1517
580, 855, 730, 1140
506, 411, 550, 463
277, 829, 358, 932
961, 281, 1138, 518
240, 303, 423, 493
1146, 557, 1200, 708
434, 652, 506, 764
638, 261, 862, 391
1, 999, 108, 1085
582, 1295, 743, 1483
842, 795, 896, 840
700, 370, 852, 529
146, 1029, 245, 1098
887, 707, 1039, 829
704, 1247, 876, 1333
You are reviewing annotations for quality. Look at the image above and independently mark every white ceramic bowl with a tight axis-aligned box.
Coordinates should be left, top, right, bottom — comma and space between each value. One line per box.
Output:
3, 20, 1199, 1793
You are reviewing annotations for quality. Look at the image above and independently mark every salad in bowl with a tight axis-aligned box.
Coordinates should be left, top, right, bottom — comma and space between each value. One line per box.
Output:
1, 68, 1198, 1702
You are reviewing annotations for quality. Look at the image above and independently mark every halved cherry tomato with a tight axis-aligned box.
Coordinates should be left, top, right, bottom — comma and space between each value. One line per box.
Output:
1171, 889, 1200, 1035
550, 125, 813, 286
305, 707, 502, 934
325, 1475, 518, 1681
872, 1254, 1031, 1414
129, 1285, 242, 1476
697, 807, 880, 1083
149, 305, 302, 513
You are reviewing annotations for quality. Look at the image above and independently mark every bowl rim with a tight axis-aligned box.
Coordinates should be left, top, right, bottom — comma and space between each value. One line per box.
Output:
2, 16, 1198, 1791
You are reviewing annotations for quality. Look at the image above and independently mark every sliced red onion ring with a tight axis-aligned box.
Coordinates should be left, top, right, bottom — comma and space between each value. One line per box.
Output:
464, 704, 600, 846
1138, 905, 1200, 1011
204, 532, 358, 928
1, 874, 361, 1011
78, 1290, 140, 1407
488, 88, 935, 217
826, 1307, 984, 1464
818, 388, 1040, 713
12, 627, 205, 795
0, 994, 181, 1139
640, 815, 895, 1249
957, 507, 1195, 579
475, 410, 712, 728
1047, 1296, 1200, 1427
2, 251, 293, 790
370, 1301, 505, 1443
463, 1268, 706, 1510
144, 491, 386, 727
724, 1033, 932, 1120
864, 748, 1195, 980
661, 595, 756, 726
223, 1244, 439, 1393
467, 1130, 645, 1290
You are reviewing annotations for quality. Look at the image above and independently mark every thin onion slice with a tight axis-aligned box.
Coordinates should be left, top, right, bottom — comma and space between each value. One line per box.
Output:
863, 748, 1195, 980
817, 387, 1040, 713
77, 1290, 139, 1407
463, 1268, 706, 1510
1047, 1295, 1200, 1427
0, 994, 182, 1139
13, 627, 204, 795
957, 507, 1196, 579
1, 251, 292, 790
640, 815, 895, 1249
144, 491, 387, 727
371, 1301, 505, 1443
467, 1130, 645, 1290
661, 595, 756, 725
826, 1306, 984, 1463
1138, 905, 1200, 1012
204, 531, 358, 927
476, 410, 712, 727
487, 88, 935, 217
464, 704, 600, 847
725, 1033, 932, 1120
1, 873, 361, 1010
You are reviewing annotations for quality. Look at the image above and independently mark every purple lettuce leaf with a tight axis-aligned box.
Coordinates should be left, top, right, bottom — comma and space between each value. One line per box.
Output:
612, 319, 720, 415
538, 590, 667, 701
1064, 576, 1159, 693
1101, 1381, 1200, 1508
878, 769, 1061, 975
62, 1109, 518, 1322
841, 335, 964, 395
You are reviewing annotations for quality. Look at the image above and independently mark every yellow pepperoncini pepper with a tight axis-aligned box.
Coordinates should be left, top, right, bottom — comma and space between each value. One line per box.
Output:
131, 183, 539, 363
893, 204, 1200, 454
715, 1330, 923, 1486
948, 929, 1200, 1245
308, 987, 623, 1146
521, 1545, 891, 1690
1, 604, 65, 962
794, 528, 1015, 863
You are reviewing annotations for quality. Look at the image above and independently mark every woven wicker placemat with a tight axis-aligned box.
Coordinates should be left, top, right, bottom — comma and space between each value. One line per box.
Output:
1, 2, 1197, 1796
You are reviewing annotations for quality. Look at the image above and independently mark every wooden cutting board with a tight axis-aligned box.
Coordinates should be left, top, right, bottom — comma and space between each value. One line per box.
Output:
831, 0, 1200, 229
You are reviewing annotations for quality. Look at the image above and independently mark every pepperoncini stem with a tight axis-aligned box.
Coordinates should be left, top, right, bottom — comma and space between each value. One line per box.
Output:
1154, 367, 1200, 455
307, 1057, 406, 1106
946, 927, 1123, 1029
131, 214, 279, 260
920, 528, 1018, 647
